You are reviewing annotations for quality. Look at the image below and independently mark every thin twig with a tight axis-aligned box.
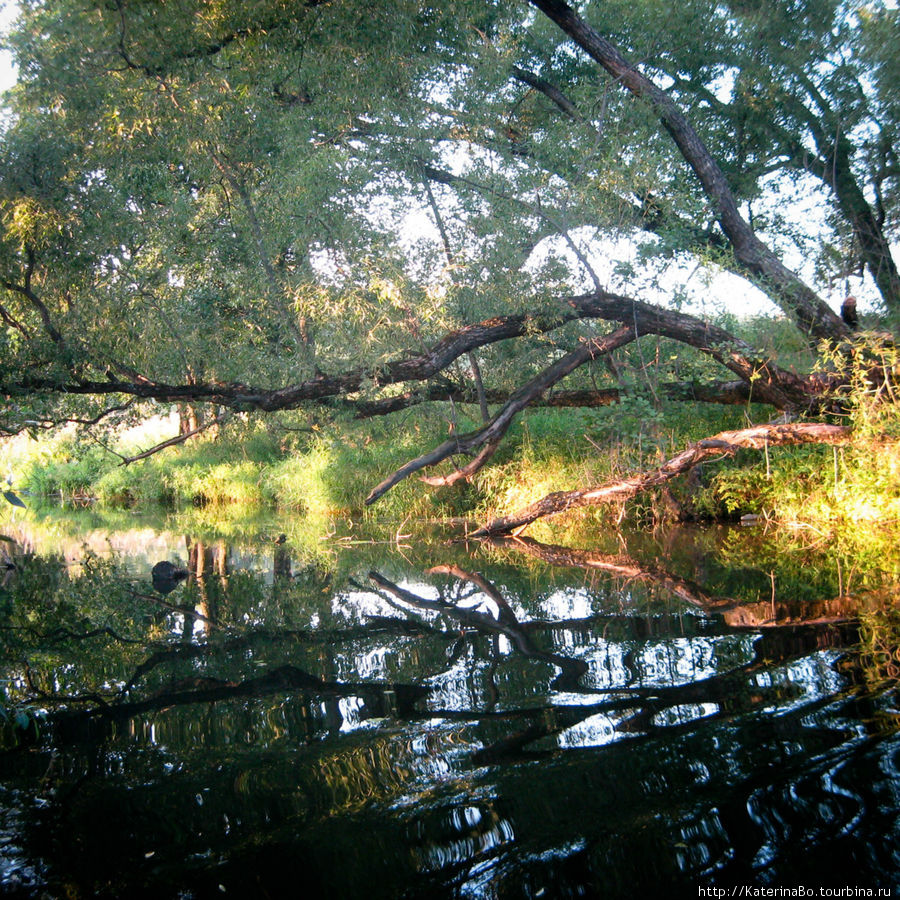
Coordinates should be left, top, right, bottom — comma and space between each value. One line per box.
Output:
120, 411, 230, 464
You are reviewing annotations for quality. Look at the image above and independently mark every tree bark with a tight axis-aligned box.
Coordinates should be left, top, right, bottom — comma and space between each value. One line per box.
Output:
362, 297, 838, 506
825, 139, 900, 311
4, 289, 822, 416
364, 325, 641, 504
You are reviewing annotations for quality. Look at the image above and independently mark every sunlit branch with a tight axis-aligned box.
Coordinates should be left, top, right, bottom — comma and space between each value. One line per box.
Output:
474, 422, 853, 536
364, 294, 832, 504
119, 410, 230, 465
365, 325, 640, 504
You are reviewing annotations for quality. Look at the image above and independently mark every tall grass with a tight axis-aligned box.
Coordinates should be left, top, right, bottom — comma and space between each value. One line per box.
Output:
709, 333, 900, 525
3, 411, 473, 519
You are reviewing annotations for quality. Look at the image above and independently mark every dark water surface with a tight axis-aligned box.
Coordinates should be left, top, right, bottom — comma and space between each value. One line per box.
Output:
1, 513, 899, 898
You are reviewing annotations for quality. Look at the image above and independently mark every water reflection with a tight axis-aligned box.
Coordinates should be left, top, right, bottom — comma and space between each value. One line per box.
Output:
0, 515, 898, 897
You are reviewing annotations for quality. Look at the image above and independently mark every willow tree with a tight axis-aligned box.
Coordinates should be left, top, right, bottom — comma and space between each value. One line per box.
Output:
0, 0, 896, 521
545, 0, 900, 311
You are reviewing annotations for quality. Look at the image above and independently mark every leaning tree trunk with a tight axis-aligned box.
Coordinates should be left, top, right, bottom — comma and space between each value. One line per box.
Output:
364, 298, 835, 506
528, 0, 848, 341
826, 140, 900, 311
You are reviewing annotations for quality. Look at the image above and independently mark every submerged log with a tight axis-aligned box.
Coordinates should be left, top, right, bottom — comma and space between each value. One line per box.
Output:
473, 422, 852, 536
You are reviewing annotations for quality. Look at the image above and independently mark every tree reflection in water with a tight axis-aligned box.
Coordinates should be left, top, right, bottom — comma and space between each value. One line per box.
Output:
0, 522, 898, 897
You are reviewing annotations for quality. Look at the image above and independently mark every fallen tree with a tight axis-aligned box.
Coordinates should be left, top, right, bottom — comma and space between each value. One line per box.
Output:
0, 289, 826, 420
362, 296, 840, 505
472, 422, 852, 536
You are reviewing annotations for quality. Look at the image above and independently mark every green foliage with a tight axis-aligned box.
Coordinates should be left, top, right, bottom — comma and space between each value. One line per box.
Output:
704, 335, 900, 524
0, 696, 44, 749
0, 0, 894, 419
16, 435, 115, 500
858, 594, 900, 688
1, 410, 474, 519
0, 551, 159, 721
708, 436, 900, 524
820, 333, 900, 437
266, 418, 472, 521
0, 0, 898, 529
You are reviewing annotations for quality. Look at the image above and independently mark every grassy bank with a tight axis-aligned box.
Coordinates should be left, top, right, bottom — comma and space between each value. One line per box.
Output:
2, 326, 899, 532
0, 411, 475, 522
3, 394, 899, 533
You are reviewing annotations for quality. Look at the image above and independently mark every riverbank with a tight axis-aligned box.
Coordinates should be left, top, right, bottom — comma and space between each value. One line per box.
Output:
3, 394, 899, 535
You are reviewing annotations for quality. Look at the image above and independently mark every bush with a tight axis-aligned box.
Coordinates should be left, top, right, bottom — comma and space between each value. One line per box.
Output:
18, 439, 115, 499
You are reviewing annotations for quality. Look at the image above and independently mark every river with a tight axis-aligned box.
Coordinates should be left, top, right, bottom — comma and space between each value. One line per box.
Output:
1, 507, 898, 897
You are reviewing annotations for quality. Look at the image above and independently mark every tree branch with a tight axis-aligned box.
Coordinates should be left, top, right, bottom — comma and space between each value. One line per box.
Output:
209, 149, 312, 350
2, 400, 144, 436
2, 248, 65, 346
473, 422, 853, 536
421, 166, 490, 422
2, 290, 824, 431
512, 65, 585, 122
120, 410, 230, 464
364, 325, 640, 504
484, 536, 739, 611
112, 0, 327, 78
0, 298, 32, 340
368, 570, 587, 690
